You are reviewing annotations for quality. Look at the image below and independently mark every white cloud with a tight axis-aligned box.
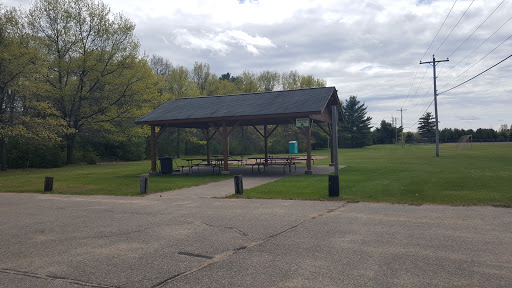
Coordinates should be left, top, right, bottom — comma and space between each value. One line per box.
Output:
172, 29, 275, 56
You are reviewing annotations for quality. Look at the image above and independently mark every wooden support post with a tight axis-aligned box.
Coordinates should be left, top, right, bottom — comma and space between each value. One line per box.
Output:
140, 174, 149, 194
203, 127, 218, 166
211, 122, 238, 174
329, 123, 335, 165
234, 175, 243, 195
264, 125, 268, 164
205, 128, 211, 165
305, 124, 312, 173
298, 121, 313, 174
151, 125, 157, 173
331, 105, 339, 176
316, 122, 334, 165
44, 176, 53, 192
252, 124, 279, 165
329, 105, 340, 197
222, 122, 229, 173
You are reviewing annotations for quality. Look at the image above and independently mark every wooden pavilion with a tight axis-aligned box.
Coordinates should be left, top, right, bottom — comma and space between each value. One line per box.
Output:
135, 86, 344, 174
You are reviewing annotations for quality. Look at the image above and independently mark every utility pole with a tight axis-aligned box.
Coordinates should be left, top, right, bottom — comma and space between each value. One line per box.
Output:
420, 55, 448, 157
392, 116, 398, 144
397, 108, 406, 128
397, 108, 406, 147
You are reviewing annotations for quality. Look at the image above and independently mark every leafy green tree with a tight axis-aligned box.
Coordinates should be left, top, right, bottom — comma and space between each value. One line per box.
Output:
299, 75, 326, 88
205, 76, 239, 96
149, 54, 173, 100
373, 120, 399, 144
150, 55, 173, 76
167, 65, 199, 99
340, 95, 372, 148
257, 70, 280, 92
191, 62, 211, 95
474, 128, 498, 141
418, 112, 436, 142
281, 70, 326, 90
404, 132, 416, 143
235, 71, 260, 93
1, 6, 70, 170
27, 0, 155, 164
281, 70, 301, 90
497, 124, 509, 140
219, 72, 238, 83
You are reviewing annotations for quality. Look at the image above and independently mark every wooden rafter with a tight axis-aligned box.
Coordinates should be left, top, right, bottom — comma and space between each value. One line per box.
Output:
251, 125, 264, 138
315, 122, 331, 137
155, 124, 169, 139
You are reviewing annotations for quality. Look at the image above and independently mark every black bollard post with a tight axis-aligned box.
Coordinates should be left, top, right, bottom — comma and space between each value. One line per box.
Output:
234, 175, 243, 195
140, 174, 149, 194
44, 176, 54, 192
328, 175, 339, 197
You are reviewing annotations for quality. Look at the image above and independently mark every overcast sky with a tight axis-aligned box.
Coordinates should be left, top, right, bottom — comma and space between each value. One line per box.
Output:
5, 0, 512, 131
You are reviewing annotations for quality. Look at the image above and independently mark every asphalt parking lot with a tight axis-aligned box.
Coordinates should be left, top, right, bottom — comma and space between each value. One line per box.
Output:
1, 176, 511, 287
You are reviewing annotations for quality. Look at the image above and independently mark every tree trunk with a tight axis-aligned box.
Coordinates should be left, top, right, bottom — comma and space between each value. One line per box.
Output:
0, 138, 7, 171
65, 134, 76, 165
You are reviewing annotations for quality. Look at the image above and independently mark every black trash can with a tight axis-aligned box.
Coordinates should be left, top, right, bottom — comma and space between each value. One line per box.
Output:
159, 156, 174, 174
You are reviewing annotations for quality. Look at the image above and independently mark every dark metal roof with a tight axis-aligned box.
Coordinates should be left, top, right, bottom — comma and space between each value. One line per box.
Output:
136, 87, 341, 127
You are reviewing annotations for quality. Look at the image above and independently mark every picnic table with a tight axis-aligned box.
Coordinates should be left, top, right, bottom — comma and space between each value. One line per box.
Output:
182, 156, 245, 173
212, 155, 245, 167
181, 158, 220, 173
248, 155, 298, 173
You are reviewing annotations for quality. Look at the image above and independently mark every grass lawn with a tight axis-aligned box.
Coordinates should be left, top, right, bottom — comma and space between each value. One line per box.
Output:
0, 159, 231, 196
235, 143, 512, 206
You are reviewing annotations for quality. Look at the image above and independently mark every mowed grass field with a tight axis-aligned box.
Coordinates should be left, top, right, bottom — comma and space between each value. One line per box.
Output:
1, 143, 510, 205
238, 143, 512, 206
0, 159, 231, 196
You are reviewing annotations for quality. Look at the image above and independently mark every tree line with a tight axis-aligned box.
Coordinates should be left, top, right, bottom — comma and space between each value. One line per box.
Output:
373, 111, 511, 145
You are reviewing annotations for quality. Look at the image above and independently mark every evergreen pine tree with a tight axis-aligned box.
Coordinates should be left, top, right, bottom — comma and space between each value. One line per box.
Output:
340, 95, 373, 148
418, 112, 436, 142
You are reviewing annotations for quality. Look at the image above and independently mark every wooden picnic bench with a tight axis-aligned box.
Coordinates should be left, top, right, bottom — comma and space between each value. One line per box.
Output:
249, 156, 297, 174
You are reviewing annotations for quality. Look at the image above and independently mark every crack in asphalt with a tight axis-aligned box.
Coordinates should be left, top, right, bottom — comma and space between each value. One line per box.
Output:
151, 202, 351, 287
196, 221, 249, 237
0, 268, 118, 288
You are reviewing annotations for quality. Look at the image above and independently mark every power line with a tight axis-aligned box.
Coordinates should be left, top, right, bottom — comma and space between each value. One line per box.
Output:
433, 0, 475, 55
407, 67, 430, 110
406, 98, 434, 129
405, 0, 457, 114
438, 54, 512, 95
408, 81, 435, 130
403, 64, 420, 107
441, 32, 512, 88
439, 13, 512, 80
420, 0, 458, 61
446, 0, 505, 59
